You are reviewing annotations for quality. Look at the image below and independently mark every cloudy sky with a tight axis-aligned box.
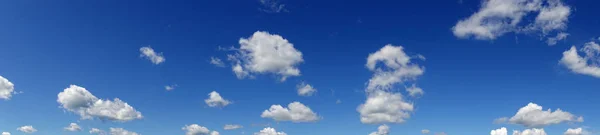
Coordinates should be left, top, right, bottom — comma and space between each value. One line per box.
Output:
1, 0, 599, 135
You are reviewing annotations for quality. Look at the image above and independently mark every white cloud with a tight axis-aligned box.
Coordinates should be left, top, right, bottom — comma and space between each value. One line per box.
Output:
254, 127, 287, 135
513, 128, 547, 135
109, 128, 139, 135
564, 128, 589, 135
560, 42, 600, 78
366, 45, 424, 92
64, 123, 82, 131
17, 125, 37, 133
422, 129, 431, 134
182, 124, 219, 135
0, 75, 15, 100
139, 46, 165, 64
205, 91, 232, 107
546, 32, 569, 45
261, 101, 320, 122
357, 91, 414, 124
228, 31, 304, 81
492, 127, 508, 135
497, 103, 582, 127
165, 84, 177, 91
210, 57, 226, 67
369, 125, 390, 135
435, 132, 448, 135
452, 0, 571, 40
57, 85, 143, 122
406, 84, 424, 97
1, 132, 9, 135
90, 128, 106, 135
223, 124, 243, 130
297, 82, 316, 96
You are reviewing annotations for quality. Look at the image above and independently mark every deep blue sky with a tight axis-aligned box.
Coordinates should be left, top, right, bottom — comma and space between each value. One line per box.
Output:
1, 0, 599, 135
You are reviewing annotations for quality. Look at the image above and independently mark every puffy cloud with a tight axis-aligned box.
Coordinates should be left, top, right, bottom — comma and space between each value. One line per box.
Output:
452, 0, 570, 41
369, 125, 390, 135
422, 129, 431, 134
64, 123, 82, 131
297, 82, 316, 96
254, 127, 287, 135
90, 128, 106, 135
513, 128, 547, 135
165, 84, 177, 91
17, 125, 37, 133
406, 84, 424, 97
204, 91, 232, 107
223, 124, 243, 130
210, 57, 226, 67
139, 46, 165, 64
366, 45, 424, 92
261, 101, 320, 122
228, 31, 304, 81
564, 128, 588, 135
109, 128, 139, 135
546, 32, 569, 45
497, 103, 582, 127
57, 85, 143, 122
492, 127, 508, 135
182, 124, 219, 135
357, 91, 414, 124
2, 132, 10, 135
0, 75, 15, 100
560, 42, 600, 78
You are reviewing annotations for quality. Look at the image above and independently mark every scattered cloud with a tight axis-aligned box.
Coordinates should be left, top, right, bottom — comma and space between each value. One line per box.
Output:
0, 75, 15, 100
165, 84, 177, 91
254, 127, 287, 135
210, 57, 226, 67
205, 91, 232, 107
564, 128, 589, 135
365, 45, 425, 92
336, 99, 342, 104
358, 91, 414, 124
369, 125, 390, 135
513, 128, 547, 135
90, 128, 106, 135
435, 132, 448, 135
422, 129, 430, 134
224, 124, 243, 130
64, 123, 82, 131
297, 82, 316, 96
546, 32, 569, 45
1, 132, 9, 135
57, 85, 143, 122
491, 127, 507, 135
110, 128, 139, 135
261, 101, 320, 122
406, 84, 424, 97
139, 46, 165, 64
17, 125, 37, 133
259, 0, 287, 13
182, 124, 219, 135
560, 41, 600, 78
227, 31, 304, 81
496, 102, 583, 127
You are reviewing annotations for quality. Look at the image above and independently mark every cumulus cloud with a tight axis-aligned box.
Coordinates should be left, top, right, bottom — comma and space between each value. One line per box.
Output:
17, 126, 37, 133
254, 127, 287, 135
110, 128, 139, 135
90, 128, 106, 135
139, 46, 165, 64
452, 0, 571, 41
422, 129, 431, 134
261, 101, 320, 122
64, 123, 82, 131
406, 84, 424, 97
366, 45, 424, 92
564, 128, 589, 135
496, 103, 582, 127
513, 128, 547, 135
182, 124, 219, 135
57, 85, 143, 122
228, 31, 304, 81
205, 91, 232, 107
369, 125, 390, 135
546, 32, 569, 45
223, 124, 243, 130
297, 82, 316, 96
491, 127, 508, 135
560, 42, 600, 78
0, 75, 15, 100
1, 132, 9, 135
210, 57, 226, 67
357, 91, 414, 124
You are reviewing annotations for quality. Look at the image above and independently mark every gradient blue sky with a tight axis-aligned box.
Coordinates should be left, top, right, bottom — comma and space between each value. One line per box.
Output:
1, 0, 599, 135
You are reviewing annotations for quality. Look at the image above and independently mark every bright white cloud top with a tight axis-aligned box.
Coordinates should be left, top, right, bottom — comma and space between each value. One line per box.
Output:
204, 91, 232, 107
491, 127, 507, 135
254, 127, 287, 135
64, 123, 82, 131
139, 46, 165, 64
560, 41, 600, 78
513, 128, 547, 135
368, 125, 390, 135
564, 128, 587, 135
16, 125, 37, 133
228, 31, 304, 81
1, 132, 9, 135
110, 128, 139, 135
182, 124, 219, 135
358, 91, 414, 124
57, 85, 143, 122
296, 82, 316, 96
261, 101, 320, 122
496, 102, 582, 127
0, 75, 15, 100
223, 124, 243, 130
89, 128, 106, 135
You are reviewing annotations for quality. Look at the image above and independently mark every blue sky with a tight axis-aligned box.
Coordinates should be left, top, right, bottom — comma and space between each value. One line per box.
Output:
1, 0, 600, 135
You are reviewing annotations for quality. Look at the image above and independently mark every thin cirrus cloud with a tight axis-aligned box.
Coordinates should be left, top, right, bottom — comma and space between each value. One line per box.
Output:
139, 46, 165, 65
57, 85, 143, 122
560, 41, 600, 78
258, 0, 287, 13
204, 91, 232, 108
368, 125, 390, 135
182, 124, 219, 135
261, 101, 320, 122
296, 82, 316, 96
210, 57, 226, 67
0, 75, 15, 100
223, 124, 243, 130
495, 102, 583, 128
254, 127, 287, 135
63, 123, 82, 131
16, 125, 37, 133
109, 128, 140, 135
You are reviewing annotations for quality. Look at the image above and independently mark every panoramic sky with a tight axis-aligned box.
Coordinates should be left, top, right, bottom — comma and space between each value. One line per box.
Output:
1, 0, 599, 135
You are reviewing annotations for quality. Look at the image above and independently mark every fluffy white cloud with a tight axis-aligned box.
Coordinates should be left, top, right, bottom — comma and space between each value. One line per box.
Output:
492, 127, 508, 135
204, 91, 232, 107
560, 42, 600, 78
223, 124, 243, 130
366, 45, 424, 92
496, 103, 582, 127
297, 82, 316, 96
254, 127, 287, 135
64, 123, 82, 131
0, 75, 15, 100
1, 132, 9, 135
452, 0, 570, 40
422, 129, 431, 134
210, 57, 225, 67
90, 128, 106, 135
17, 125, 37, 133
546, 32, 569, 45
228, 31, 304, 81
139, 46, 165, 64
357, 91, 414, 124
513, 128, 547, 135
406, 84, 424, 97
369, 125, 390, 135
564, 128, 588, 135
261, 101, 320, 122
57, 85, 143, 122
110, 128, 139, 135
182, 124, 219, 135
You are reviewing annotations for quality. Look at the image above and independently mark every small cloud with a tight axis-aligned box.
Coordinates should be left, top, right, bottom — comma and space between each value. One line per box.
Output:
336, 99, 342, 104
165, 84, 177, 91
224, 124, 243, 130
64, 123, 82, 132
205, 91, 232, 107
297, 82, 317, 96
17, 125, 37, 133
259, 0, 287, 13
546, 32, 569, 45
210, 57, 226, 67
422, 129, 430, 134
